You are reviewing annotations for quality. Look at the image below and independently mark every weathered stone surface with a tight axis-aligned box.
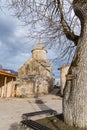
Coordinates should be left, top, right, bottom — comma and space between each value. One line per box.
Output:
16, 41, 55, 97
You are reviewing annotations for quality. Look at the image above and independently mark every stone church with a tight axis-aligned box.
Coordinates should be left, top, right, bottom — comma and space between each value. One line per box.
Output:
16, 41, 55, 97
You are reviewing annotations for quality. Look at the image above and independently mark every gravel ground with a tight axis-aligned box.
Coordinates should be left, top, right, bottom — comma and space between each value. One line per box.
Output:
0, 93, 62, 130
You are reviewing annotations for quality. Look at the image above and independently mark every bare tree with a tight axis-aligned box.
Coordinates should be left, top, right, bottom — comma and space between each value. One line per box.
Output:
8, 0, 87, 128
8, 0, 80, 60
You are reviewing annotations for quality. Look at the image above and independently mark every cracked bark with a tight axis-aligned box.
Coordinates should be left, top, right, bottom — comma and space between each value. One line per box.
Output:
63, 0, 87, 128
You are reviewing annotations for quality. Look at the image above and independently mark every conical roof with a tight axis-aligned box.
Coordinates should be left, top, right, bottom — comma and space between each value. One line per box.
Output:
32, 40, 47, 52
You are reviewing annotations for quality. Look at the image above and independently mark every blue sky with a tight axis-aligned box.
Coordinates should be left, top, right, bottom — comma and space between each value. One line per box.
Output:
0, 1, 62, 81
0, 1, 78, 82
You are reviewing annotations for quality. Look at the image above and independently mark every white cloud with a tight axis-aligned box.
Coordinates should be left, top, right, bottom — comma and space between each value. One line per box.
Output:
0, 1, 61, 80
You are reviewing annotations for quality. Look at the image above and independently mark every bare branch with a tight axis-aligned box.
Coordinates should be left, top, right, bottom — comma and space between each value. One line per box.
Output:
7, 0, 81, 62
54, 0, 79, 45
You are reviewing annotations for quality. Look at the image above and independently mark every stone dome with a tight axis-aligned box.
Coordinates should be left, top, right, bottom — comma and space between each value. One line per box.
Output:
32, 40, 47, 53
31, 41, 48, 60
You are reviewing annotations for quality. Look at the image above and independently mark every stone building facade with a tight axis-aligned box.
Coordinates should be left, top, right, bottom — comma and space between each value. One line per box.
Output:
16, 41, 55, 97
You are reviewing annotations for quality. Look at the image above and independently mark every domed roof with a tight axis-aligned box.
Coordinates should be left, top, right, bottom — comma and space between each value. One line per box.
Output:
32, 40, 47, 52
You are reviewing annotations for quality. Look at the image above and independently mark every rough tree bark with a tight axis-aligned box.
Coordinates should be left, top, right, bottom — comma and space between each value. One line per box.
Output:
63, 0, 87, 128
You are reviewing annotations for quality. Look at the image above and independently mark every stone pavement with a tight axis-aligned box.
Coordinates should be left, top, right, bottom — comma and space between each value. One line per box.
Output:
0, 93, 62, 130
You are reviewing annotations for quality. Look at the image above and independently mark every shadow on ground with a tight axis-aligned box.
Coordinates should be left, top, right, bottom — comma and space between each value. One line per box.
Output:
9, 88, 62, 130
9, 122, 19, 130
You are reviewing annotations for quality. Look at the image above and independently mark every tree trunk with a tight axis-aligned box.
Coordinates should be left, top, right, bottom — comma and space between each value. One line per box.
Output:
63, 0, 87, 128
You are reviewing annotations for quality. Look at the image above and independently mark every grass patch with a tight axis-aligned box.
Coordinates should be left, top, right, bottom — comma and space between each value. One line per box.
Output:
36, 114, 87, 130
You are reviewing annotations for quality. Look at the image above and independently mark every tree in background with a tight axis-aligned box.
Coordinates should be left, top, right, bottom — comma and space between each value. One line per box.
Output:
8, 0, 87, 128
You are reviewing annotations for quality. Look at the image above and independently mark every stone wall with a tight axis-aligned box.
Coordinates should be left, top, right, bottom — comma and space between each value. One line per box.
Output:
18, 58, 52, 79
16, 75, 53, 97
16, 59, 54, 97
16, 41, 55, 97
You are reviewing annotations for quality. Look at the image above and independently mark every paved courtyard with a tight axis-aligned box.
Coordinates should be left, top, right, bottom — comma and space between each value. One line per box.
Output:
0, 92, 62, 130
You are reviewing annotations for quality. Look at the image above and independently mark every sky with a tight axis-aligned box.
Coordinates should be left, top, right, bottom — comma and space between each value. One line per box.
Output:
0, 15, 32, 69
0, 1, 77, 83
0, 1, 63, 82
